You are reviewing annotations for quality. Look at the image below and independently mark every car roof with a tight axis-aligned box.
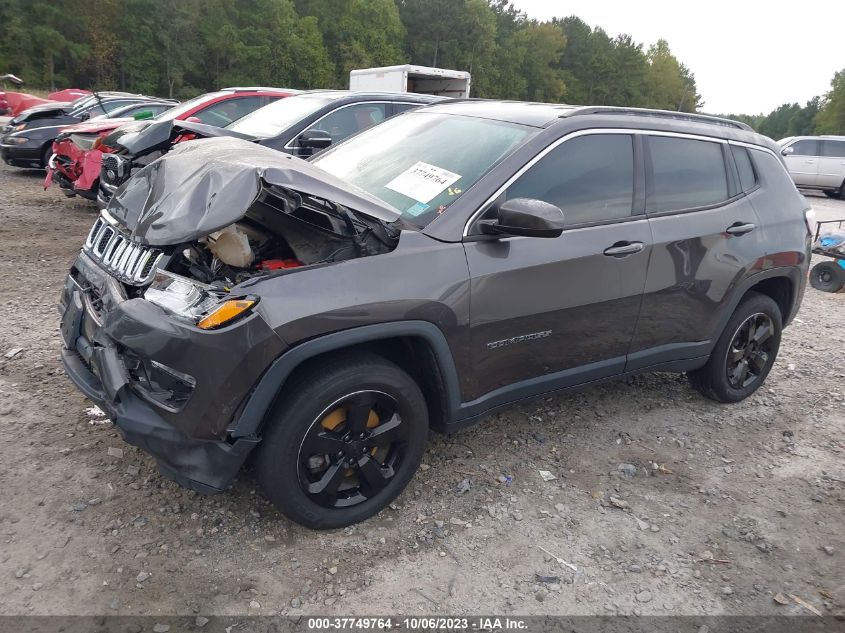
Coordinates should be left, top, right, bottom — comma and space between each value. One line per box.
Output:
417, 100, 578, 126
221, 86, 301, 94
295, 89, 446, 104
418, 99, 756, 131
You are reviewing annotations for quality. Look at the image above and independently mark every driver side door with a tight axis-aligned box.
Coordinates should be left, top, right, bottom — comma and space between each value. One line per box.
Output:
463, 132, 651, 402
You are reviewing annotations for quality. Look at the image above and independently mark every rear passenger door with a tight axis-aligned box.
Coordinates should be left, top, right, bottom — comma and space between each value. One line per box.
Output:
464, 132, 651, 399
783, 139, 819, 187
628, 134, 763, 370
818, 139, 845, 190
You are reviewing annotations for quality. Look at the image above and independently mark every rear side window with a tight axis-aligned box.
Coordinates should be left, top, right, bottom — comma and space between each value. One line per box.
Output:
731, 145, 758, 192
505, 134, 634, 225
788, 139, 819, 156
647, 136, 728, 212
822, 140, 845, 158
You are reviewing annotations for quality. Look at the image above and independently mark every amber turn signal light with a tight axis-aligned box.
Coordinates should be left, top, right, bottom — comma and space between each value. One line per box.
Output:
197, 299, 256, 330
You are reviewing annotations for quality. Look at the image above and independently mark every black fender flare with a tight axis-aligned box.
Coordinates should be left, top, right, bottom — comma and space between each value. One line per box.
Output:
710, 265, 804, 345
229, 320, 462, 438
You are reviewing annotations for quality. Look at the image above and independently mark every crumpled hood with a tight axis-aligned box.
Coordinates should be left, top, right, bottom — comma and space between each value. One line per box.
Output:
106, 136, 402, 245
106, 118, 253, 156
60, 118, 133, 136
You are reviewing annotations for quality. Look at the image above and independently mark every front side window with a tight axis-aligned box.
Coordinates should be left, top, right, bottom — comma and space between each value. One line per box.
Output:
503, 134, 634, 226
822, 140, 845, 158
788, 139, 819, 156
102, 100, 132, 113
306, 103, 388, 144
648, 136, 728, 213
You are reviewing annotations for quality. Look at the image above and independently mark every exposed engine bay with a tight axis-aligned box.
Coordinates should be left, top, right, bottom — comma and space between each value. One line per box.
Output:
79, 136, 406, 329
166, 185, 399, 289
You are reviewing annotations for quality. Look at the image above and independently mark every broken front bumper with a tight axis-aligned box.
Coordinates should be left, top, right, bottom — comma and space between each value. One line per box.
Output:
59, 251, 286, 493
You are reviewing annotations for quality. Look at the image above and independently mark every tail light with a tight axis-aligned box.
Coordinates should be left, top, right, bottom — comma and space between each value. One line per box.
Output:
804, 209, 816, 237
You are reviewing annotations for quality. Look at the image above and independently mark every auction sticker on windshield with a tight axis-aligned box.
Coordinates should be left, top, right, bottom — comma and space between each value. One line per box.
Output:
385, 161, 460, 204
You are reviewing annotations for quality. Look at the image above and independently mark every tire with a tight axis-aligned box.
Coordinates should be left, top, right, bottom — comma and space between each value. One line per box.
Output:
823, 189, 839, 199
810, 261, 845, 293
840, 181, 845, 201
41, 144, 53, 170
255, 352, 429, 529
688, 292, 782, 403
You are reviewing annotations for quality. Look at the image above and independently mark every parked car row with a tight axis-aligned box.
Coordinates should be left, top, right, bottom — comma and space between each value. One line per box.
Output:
779, 135, 845, 199
49, 82, 812, 528
1, 92, 178, 168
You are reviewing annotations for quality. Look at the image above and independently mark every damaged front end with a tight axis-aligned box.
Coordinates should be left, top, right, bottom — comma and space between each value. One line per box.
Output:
98, 119, 254, 205
59, 137, 403, 493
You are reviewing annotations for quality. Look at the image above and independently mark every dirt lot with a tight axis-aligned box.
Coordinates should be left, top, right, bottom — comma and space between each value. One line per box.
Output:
0, 162, 843, 618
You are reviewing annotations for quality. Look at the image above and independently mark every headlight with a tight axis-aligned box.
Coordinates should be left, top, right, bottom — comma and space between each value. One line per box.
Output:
70, 133, 98, 151
5, 136, 29, 144
144, 270, 257, 329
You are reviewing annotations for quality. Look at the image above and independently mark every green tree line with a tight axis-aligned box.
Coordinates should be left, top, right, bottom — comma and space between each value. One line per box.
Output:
0, 0, 702, 112
721, 68, 845, 138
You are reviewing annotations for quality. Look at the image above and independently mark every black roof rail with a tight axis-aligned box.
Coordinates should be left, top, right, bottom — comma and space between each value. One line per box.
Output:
562, 106, 752, 131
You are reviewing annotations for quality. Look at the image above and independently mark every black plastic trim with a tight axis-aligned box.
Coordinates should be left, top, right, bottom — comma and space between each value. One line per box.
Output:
229, 320, 463, 438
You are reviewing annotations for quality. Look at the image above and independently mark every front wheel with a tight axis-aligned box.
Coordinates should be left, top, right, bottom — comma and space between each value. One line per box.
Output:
689, 292, 782, 403
255, 352, 429, 529
810, 261, 845, 293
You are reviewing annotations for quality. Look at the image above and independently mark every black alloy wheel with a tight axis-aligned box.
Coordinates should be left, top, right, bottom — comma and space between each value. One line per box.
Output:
299, 390, 410, 509
688, 291, 782, 403
725, 313, 775, 389
255, 352, 428, 529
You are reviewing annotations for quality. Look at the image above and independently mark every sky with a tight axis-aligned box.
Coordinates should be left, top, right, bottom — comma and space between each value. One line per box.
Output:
511, 0, 845, 115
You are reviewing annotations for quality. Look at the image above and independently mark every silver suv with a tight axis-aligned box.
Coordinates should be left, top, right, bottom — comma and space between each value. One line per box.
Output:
779, 135, 845, 199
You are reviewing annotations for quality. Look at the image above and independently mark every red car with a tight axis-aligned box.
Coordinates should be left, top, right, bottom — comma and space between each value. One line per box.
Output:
47, 87, 298, 200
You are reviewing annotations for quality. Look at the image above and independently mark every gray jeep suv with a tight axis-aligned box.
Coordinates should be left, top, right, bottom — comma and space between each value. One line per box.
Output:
59, 102, 812, 528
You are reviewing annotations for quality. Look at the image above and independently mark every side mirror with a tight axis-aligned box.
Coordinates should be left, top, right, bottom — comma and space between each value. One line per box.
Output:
781, 146, 794, 155
297, 128, 332, 150
479, 198, 565, 238
184, 116, 202, 123
80, 112, 90, 121
132, 110, 154, 120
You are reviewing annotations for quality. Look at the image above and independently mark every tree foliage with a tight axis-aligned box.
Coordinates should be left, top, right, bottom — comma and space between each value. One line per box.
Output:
720, 68, 845, 140
0, 0, 702, 110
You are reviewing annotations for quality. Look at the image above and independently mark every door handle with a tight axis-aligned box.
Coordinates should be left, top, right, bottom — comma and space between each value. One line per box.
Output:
726, 222, 755, 236
603, 241, 644, 257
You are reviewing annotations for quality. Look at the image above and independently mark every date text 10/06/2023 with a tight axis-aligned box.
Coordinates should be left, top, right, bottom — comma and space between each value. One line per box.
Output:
307, 617, 529, 631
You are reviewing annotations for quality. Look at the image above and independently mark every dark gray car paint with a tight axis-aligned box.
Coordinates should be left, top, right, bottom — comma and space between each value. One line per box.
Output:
107, 137, 402, 244
59, 102, 811, 494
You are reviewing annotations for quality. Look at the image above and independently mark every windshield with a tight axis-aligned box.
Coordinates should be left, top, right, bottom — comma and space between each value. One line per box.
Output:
313, 112, 533, 228
226, 93, 337, 138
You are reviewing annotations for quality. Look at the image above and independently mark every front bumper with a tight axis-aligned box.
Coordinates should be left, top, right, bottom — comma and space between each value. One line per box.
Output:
59, 251, 286, 493
0, 140, 42, 167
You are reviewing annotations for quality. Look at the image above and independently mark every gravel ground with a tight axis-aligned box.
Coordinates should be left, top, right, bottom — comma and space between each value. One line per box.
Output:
0, 162, 843, 618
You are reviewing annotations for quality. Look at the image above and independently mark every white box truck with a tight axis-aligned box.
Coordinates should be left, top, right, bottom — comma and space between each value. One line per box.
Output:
349, 65, 471, 98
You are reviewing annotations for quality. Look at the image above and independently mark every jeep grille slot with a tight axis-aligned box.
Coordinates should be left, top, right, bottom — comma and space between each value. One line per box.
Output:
83, 217, 163, 285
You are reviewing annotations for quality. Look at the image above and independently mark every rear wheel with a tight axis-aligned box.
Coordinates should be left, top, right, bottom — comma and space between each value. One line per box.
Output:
689, 292, 782, 403
255, 352, 428, 529
810, 261, 845, 293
